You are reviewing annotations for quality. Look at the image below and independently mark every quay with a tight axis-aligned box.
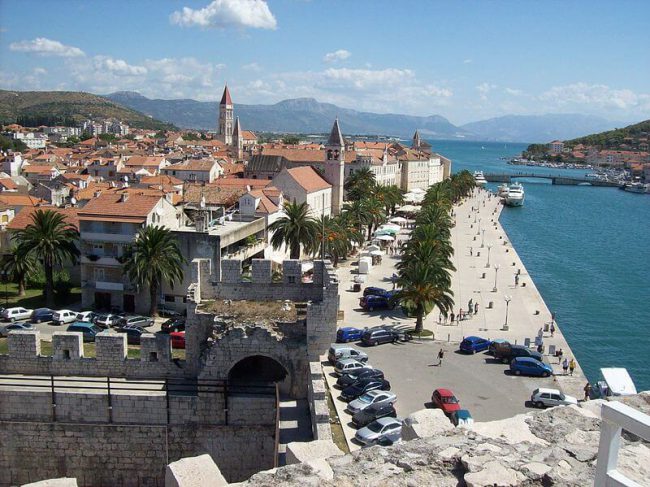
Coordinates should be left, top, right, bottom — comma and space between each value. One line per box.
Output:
484, 172, 620, 187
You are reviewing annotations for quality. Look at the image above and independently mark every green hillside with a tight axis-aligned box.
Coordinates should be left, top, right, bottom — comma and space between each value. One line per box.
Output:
564, 119, 650, 148
0, 90, 177, 130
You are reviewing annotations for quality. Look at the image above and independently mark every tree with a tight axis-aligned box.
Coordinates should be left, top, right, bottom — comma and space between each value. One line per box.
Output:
269, 201, 319, 260
0, 134, 27, 152
98, 133, 117, 142
79, 131, 93, 141
363, 198, 386, 240
345, 167, 376, 201
12, 210, 79, 307
2, 245, 38, 296
342, 200, 372, 234
123, 225, 185, 317
281, 135, 300, 145
311, 215, 363, 267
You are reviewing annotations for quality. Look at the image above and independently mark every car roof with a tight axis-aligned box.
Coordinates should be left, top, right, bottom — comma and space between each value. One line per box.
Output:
435, 388, 455, 396
464, 336, 486, 341
337, 358, 362, 365
375, 417, 401, 426
535, 387, 561, 395
339, 327, 361, 332
514, 357, 543, 364
68, 321, 94, 328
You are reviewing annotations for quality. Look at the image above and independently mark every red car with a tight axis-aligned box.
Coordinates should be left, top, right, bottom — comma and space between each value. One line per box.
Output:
431, 388, 461, 415
170, 331, 185, 349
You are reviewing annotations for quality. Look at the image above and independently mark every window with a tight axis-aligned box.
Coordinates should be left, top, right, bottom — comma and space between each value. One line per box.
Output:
94, 268, 105, 281
287, 276, 296, 284
165, 294, 175, 303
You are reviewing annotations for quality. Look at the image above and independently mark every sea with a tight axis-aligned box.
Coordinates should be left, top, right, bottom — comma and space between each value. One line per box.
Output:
427, 139, 650, 392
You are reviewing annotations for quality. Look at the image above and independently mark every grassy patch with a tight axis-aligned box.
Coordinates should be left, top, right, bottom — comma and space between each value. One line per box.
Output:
0, 283, 82, 309
325, 381, 350, 454
406, 329, 434, 338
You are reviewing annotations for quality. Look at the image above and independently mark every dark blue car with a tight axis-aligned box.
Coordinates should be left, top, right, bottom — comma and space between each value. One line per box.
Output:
460, 336, 491, 354
336, 327, 363, 343
30, 308, 54, 324
363, 287, 390, 297
510, 357, 553, 377
360, 291, 398, 311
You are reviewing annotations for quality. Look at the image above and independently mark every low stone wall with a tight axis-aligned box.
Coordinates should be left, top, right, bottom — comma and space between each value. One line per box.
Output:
307, 362, 332, 441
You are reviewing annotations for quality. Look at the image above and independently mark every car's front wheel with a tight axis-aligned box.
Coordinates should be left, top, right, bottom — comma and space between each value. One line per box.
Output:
543, 372, 550, 377
535, 401, 545, 408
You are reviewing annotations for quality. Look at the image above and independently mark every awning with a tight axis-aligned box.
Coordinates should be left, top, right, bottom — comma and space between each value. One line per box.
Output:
390, 216, 408, 223
376, 235, 394, 241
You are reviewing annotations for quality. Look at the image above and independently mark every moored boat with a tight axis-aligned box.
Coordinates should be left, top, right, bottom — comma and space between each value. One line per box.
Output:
497, 183, 509, 198
622, 181, 649, 194
473, 171, 487, 186
505, 182, 525, 207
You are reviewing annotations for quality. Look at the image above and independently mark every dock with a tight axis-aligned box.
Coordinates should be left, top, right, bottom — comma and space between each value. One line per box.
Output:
484, 172, 620, 187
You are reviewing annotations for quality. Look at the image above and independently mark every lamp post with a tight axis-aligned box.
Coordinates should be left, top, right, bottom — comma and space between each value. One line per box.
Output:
493, 264, 500, 292
481, 229, 486, 248
503, 295, 511, 330
476, 219, 481, 236
485, 244, 492, 268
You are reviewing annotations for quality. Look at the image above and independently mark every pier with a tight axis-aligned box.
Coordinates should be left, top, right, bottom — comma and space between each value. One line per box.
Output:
484, 172, 620, 187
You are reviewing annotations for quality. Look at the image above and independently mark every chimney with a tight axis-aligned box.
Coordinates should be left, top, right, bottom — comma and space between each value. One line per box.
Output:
120, 193, 129, 203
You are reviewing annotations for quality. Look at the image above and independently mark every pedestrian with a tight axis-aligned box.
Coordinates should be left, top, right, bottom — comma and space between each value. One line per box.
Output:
562, 358, 569, 375
550, 323, 556, 337
583, 382, 592, 401
569, 358, 576, 376
470, 247, 473, 256
450, 311, 455, 324
438, 311, 443, 324
468, 299, 473, 312
474, 302, 479, 315
437, 348, 445, 366
551, 312, 556, 324
459, 308, 464, 321
557, 348, 564, 364
515, 274, 519, 287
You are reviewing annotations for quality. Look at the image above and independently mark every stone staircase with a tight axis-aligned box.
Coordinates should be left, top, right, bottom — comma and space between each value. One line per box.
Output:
277, 397, 313, 466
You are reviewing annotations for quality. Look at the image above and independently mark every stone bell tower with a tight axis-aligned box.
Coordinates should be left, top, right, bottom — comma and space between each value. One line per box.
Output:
324, 118, 345, 215
217, 85, 234, 145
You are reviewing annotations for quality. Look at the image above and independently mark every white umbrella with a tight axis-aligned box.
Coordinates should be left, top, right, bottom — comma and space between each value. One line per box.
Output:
399, 205, 421, 213
379, 223, 401, 232
390, 216, 407, 223
376, 235, 394, 241
370, 250, 383, 256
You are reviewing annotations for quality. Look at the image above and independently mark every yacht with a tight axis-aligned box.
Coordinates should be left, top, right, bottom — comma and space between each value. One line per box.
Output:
505, 182, 525, 207
473, 171, 487, 186
497, 183, 509, 198
622, 180, 649, 194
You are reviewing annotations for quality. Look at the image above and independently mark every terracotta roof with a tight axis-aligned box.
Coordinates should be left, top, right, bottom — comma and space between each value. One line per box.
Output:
139, 175, 184, 186
164, 159, 218, 172
124, 156, 166, 167
22, 165, 59, 174
183, 184, 242, 207
261, 148, 324, 163
220, 162, 245, 176
220, 85, 232, 105
0, 194, 46, 207
7, 206, 79, 231
262, 186, 281, 197
247, 190, 278, 214
212, 178, 271, 190
284, 166, 331, 193
242, 130, 257, 140
0, 178, 18, 190
78, 193, 161, 220
74, 182, 117, 201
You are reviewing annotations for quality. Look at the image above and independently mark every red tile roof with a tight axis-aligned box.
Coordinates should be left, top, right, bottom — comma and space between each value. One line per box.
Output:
7, 206, 79, 231
285, 166, 331, 193
78, 193, 161, 221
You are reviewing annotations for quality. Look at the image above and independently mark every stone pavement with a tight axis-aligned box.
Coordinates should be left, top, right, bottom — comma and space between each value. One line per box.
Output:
277, 397, 313, 466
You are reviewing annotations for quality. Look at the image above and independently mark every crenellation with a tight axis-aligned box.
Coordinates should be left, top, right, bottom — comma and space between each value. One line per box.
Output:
251, 258, 272, 283
221, 259, 242, 283
282, 259, 301, 284
140, 333, 171, 363
8, 330, 41, 358
53, 332, 84, 360
95, 332, 127, 362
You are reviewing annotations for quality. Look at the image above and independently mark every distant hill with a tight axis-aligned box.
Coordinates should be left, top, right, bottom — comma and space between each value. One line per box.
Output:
106, 91, 468, 139
564, 119, 650, 148
460, 113, 622, 143
0, 90, 176, 130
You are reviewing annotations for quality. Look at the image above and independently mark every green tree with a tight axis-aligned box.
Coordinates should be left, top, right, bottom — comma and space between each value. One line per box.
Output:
281, 135, 300, 145
98, 133, 117, 142
345, 167, 376, 201
2, 245, 38, 296
12, 210, 79, 307
342, 199, 372, 235
0, 134, 27, 152
123, 225, 185, 317
79, 131, 93, 141
311, 215, 363, 267
269, 201, 319, 260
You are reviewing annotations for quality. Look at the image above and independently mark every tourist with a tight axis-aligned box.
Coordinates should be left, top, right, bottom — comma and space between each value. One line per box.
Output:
569, 358, 576, 376
557, 348, 564, 364
468, 299, 473, 312
583, 382, 592, 401
550, 323, 556, 337
437, 348, 445, 366
562, 358, 569, 375
438, 311, 443, 324
515, 274, 520, 287
470, 247, 473, 256
459, 308, 464, 321
450, 311, 455, 323
474, 302, 479, 315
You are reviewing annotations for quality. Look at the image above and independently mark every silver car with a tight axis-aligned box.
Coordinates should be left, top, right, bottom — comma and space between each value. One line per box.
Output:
0, 322, 35, 337
347, 390, 396, 415
355, 417, 402, 446
334, 358, 372, 376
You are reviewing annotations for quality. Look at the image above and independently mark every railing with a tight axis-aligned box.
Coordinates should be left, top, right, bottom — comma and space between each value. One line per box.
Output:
595, 401, 650, 486
273, 383, 281, 468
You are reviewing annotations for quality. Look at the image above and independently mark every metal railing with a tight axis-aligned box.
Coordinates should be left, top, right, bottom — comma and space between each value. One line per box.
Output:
595, 401, 650, 486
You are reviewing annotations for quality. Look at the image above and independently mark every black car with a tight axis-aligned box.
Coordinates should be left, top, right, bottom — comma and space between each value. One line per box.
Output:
160, 318, 186, 334
496, 344, 543, 364
30, 308, 54, 323
337, 368, 385, 388
352, 403, 397, 428
118, 325, 147, 345
341, 378, 391, 402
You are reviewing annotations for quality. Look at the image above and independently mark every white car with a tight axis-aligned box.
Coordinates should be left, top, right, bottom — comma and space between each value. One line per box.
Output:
1, 307, 33, 322
531, 388, 578, 408
52, 309, 77, 326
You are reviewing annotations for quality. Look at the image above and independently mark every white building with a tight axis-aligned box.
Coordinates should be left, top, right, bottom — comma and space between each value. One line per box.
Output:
272, 166, 332, 217
12, 132, 47, 149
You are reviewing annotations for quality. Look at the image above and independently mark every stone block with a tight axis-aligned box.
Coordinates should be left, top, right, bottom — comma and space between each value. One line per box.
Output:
309, 362, 322, 380
401, 408, 455, 440
285, 440, 343, 465
52, 332, 83, 360
310, 379, 326, 400
251, 259, 272, 283
282, 260, 301, 284
165, 454, 228, 487
140, 333, 171, 363
22, 478, 78, 487
95, 332, 127, 361
8, 330, 41, 357
221, 259, 242, 283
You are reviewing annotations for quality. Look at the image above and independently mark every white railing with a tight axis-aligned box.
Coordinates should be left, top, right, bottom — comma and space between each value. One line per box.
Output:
595, 401, 650, 486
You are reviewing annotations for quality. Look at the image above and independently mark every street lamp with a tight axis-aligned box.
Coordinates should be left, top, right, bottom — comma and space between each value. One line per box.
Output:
493, 264, 500, 292
485, 244, 492, 268
481, 229, 486, 248
476, 219, 481, 236
503, 295, 511, 330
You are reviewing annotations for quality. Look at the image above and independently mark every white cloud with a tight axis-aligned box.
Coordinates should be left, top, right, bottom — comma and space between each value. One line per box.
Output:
476, 82, 497, 101
242, 62, 261, 71
9, 37, 84, 57
170, 0, 277, 29
504, 87, 523, 96
463, 59, 472, 64
539, 82, 650, 111
323, 49, 351, 63
94, 56, 147, 76
33, 67, 47, 75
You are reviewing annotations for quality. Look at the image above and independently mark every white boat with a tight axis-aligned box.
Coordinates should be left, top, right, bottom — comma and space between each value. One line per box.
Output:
596, 368, 637, 398
623, 181, 649, 194
497, 183, 509, 198
505, 182, 525, 207
473, 171, 487, 186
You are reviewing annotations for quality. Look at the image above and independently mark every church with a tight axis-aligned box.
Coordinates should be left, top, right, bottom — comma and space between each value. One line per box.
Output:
216, 85, 257, 159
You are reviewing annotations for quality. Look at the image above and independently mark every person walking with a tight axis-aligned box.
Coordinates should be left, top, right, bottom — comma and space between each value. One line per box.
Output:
468, 299, 473, 312
583, 382, 592, 401
514, 274, 520, 287
474, 302, 479, 315
557, 348, 564, 364
437, 348, 445, 366
550, 323, 556, 337
562, 358, 569, 375
569, 358, 576, 376
450, 311, 455, 324
470, 247, 473, 256
459, 308, 464, 321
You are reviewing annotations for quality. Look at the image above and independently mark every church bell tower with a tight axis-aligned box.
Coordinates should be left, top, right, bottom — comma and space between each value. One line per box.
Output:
324, 118, 345, 215
217, 85, 234, 145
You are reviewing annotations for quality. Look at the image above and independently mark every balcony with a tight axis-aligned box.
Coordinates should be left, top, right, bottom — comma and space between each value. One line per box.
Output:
225, 240, 266, 261
96, 281, 124, 291
80, 231, 135, 243
81, 254, 122, 266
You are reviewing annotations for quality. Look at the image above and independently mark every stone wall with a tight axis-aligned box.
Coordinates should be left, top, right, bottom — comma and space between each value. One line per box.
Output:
307, 362, 332, 441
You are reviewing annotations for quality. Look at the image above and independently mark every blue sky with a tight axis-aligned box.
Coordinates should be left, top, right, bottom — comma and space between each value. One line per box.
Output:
1, 0, 649, 125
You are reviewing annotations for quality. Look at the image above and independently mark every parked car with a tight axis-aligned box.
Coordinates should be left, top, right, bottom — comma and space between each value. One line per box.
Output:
118, 315, 154, 328
0, 322, 35, 337
431, 388, 461, 415
94, 313, 120, 329
337, 368, 384, 388
328, 345, 368, 365
459, 336, 491, 354
117, 326, 147, 345
161, 318, 185, 334
170, 331, 185, 349
157, 305, 183, 318
530, 388, 578, 408
488, 339, 510, 355
450, 409, 474, 427
66, 322, 102, 342
352, 403, 397, 428
347, 390, 396, 414
510, 357, 553, 377
52, 310, 77, 326
76, 311, 98, 323
495, 344, 543, 364
361, 328, 411, 346
336, 327, 363, 343
334, 359, 372, 377
359, 292, 398, 311
354, 417, 402, 446
341, 378, 391, 402
2, 307, 33, 322
30, 308, 54, 324
363, 287, 390, 297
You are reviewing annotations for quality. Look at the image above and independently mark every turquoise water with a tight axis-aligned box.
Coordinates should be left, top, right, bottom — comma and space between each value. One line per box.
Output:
429, 140, 650, 392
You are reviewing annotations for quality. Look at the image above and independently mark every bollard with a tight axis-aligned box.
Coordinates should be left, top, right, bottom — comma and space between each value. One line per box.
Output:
522, 282, 526, 287
506, 249, 509, 253
499, 236, 502, 239
481, 272, 486, 279
447, 334, 450, 342
477, 251, 481, 257
488, 301, 493, 309
470, 224, 473, 228
535, 310, 539, 315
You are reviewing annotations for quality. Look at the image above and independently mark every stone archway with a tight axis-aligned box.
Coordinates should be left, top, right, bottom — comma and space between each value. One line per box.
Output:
228, 355, 289, 394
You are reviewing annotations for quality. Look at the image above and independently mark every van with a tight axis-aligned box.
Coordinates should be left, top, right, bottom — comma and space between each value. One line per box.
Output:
334, 359, 372, 377
361, 328, 397, 346
328, 345, 368, 365
66, 322, 102, 342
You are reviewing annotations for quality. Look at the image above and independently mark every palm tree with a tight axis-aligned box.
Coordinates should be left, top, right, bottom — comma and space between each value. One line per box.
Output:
269, 201, 319, 259
342, 200, 372, 234
2, 245, 38, 297
345, 167, 376, 201
12, 209, 79, 307
423, 182, 453, 211
416, 205, 453, 232
363, 198, 386, 240
311, 215, 362, 267
123, 225, 185, 317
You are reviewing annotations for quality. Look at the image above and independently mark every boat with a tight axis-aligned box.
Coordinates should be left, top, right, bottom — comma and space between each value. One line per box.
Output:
595, 368, 637, 398
622, 181, 649, 194
497, 183, 510, 198
473, 171, 487, 186
505, 182, 525, 207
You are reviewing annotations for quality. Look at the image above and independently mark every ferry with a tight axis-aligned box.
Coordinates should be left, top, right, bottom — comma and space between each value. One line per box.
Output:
505, 182, 525, 207
621, 179, 650, 194
473, 171, 487, 186
497, 183, 510, 198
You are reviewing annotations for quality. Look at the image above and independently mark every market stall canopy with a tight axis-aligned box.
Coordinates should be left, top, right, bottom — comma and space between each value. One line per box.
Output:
375, 228, 397, 236
389, 216, 408, 223
398, 205, 421, 213
376, 235, 395, 241
379, 223, 401, 232
369, 250, 384, 256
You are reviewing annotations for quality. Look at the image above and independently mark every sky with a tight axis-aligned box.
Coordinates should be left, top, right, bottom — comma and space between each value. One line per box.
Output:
0, 0, 649, 125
